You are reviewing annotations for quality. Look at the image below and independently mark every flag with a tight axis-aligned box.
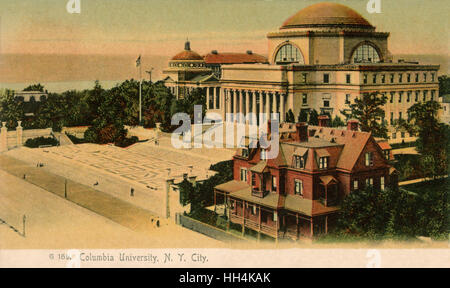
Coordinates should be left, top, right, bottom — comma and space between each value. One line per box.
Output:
136, 55, 141, 67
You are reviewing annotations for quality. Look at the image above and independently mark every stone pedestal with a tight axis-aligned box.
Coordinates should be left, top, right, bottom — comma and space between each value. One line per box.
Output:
0, 122, 7, 152
16, 121, 23, 147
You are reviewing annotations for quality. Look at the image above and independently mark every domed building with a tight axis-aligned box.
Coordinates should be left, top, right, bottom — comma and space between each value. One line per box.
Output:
164, 3, 440, 143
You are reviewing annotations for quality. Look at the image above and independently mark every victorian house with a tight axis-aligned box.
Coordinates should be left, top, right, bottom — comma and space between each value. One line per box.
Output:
214, 118, 397, 241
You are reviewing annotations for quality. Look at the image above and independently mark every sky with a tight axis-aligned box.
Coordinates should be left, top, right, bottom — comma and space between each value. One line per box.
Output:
0, 0, 448, 57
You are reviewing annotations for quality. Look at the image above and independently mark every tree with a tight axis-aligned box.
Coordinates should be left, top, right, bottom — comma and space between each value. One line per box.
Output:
298, 109, 309, 123
308, 109, 319, 126
399, 101, 449, 178
23, 83, 45, 92
331, 115, 346, 128
337, 186, 418, 239
285, 109, 295, 123
341, 92, 388, 138
0, 89, 25, 129
439, 75, 450, 96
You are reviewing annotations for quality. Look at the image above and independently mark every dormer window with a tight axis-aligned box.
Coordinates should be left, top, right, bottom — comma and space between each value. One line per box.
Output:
260, 149, 267, 160
294, 155, 305, 169
240, 168, 248, 182
242, 148, 249, 158
319, 157, 329, 169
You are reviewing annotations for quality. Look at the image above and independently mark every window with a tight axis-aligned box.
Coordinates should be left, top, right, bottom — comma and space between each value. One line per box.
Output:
352, 44, 381, 63
423, 91, 428, 102
272, 176, 277, 192
294, 155, 305, 169
399, 92, 403, 103
345, 94, 351, 104
242, 148, 249, 158
275, 44, 304, 64
392, 132, 397, 139
390, 74, 395, 83
431, 90, 435, 101
319, 157, 329, 169
252, 173, 256, 186
373, 74, 377, 84
365, 152, 374, 167
432, 73, 435, 82
323, 100, 330, 108
302, 94, 308, 105
251, 205, 257, 215
381, 74, 386, 84
302, 73, 308, 83
240, 168, 248, 182
381, 177, 385, 190
346, 74, 351, 84
415, 91, 419, 102
295, 180, 303, 196
399, 112, 403, 120
423, 73, 427, 82
353, 180, 359, 190
407, 91, 411, 102
384, 150, 390, 160
415, 73, 419, 82
323, 74, 330, 83
401, 132, 406, 138
390, 112, 394, 124
273, 211, 278, 222
399, 74, 403, 83
366, 178, 374, 187
390, 92, 395, 103
407, 74, 411, 83
363, 74, 368, 84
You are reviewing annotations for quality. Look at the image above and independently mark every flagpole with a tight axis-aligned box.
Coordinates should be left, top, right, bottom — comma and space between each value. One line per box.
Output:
139, 56, 142, 125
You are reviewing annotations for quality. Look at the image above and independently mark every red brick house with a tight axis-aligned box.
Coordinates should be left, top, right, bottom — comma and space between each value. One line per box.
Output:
214, 119, 397, 241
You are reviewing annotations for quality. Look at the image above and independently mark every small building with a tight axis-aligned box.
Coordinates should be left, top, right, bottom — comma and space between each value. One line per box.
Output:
439, 95, 450, 124
14, 91, 48, 102
214, 119, 397, 241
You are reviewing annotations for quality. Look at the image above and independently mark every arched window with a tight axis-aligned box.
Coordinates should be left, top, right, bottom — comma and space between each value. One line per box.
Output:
352, 44, 381, 63
275, 44, 304, 64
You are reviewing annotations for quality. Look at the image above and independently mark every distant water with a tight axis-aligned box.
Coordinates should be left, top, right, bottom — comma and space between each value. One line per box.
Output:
0, 54, 168, 93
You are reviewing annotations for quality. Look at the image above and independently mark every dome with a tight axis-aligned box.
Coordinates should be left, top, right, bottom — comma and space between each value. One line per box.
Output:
281, 3, 373, 29
171, 41, 204, 61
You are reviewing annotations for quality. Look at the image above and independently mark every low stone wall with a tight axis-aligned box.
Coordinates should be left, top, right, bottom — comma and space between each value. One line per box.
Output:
177, 214, 243, 243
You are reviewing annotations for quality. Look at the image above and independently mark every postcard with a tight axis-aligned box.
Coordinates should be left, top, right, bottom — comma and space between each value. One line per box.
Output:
0, 0, 448, 269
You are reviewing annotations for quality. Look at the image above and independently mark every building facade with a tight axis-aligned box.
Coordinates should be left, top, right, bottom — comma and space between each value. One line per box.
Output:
163, 2, 440, 142
214, 118, 397, 240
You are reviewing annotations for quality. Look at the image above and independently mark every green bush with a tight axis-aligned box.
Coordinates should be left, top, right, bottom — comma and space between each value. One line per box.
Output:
24, 137, 59, 148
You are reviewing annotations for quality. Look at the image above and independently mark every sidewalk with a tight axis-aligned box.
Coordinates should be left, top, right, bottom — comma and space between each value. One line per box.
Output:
0, 155, 161, 234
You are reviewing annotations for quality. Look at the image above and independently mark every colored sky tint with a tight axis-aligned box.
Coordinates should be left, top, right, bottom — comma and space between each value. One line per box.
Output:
0, 0, 448, 56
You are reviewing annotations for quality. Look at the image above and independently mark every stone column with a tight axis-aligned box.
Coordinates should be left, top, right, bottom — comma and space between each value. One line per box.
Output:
289, 93, 294, 114
16, 121, 23, 147
265, 92, 270, 122
233, 89, 238, 123
252, 91, 257, 125
280, 93, 286, 123
226, 89, 232, 122
239, 90, 244, 123
1, 122, 7, 152
206, 87, 211, 110
272, 92, 277, 120
213, 87, 217, 110
245, 90, 250, 117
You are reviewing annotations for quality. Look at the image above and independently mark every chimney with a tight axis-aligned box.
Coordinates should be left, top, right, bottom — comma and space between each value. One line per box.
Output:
318, 115, 330, 127
296, 123, 308, 142
267, 120, 272, 139
347, 119, 360, 131
211, 50, 218, 55
247, 50, 253, 55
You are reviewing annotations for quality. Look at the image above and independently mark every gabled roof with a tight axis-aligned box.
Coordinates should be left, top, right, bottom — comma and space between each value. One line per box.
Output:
311, 126, 372, 172
204, 52, 268, 65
